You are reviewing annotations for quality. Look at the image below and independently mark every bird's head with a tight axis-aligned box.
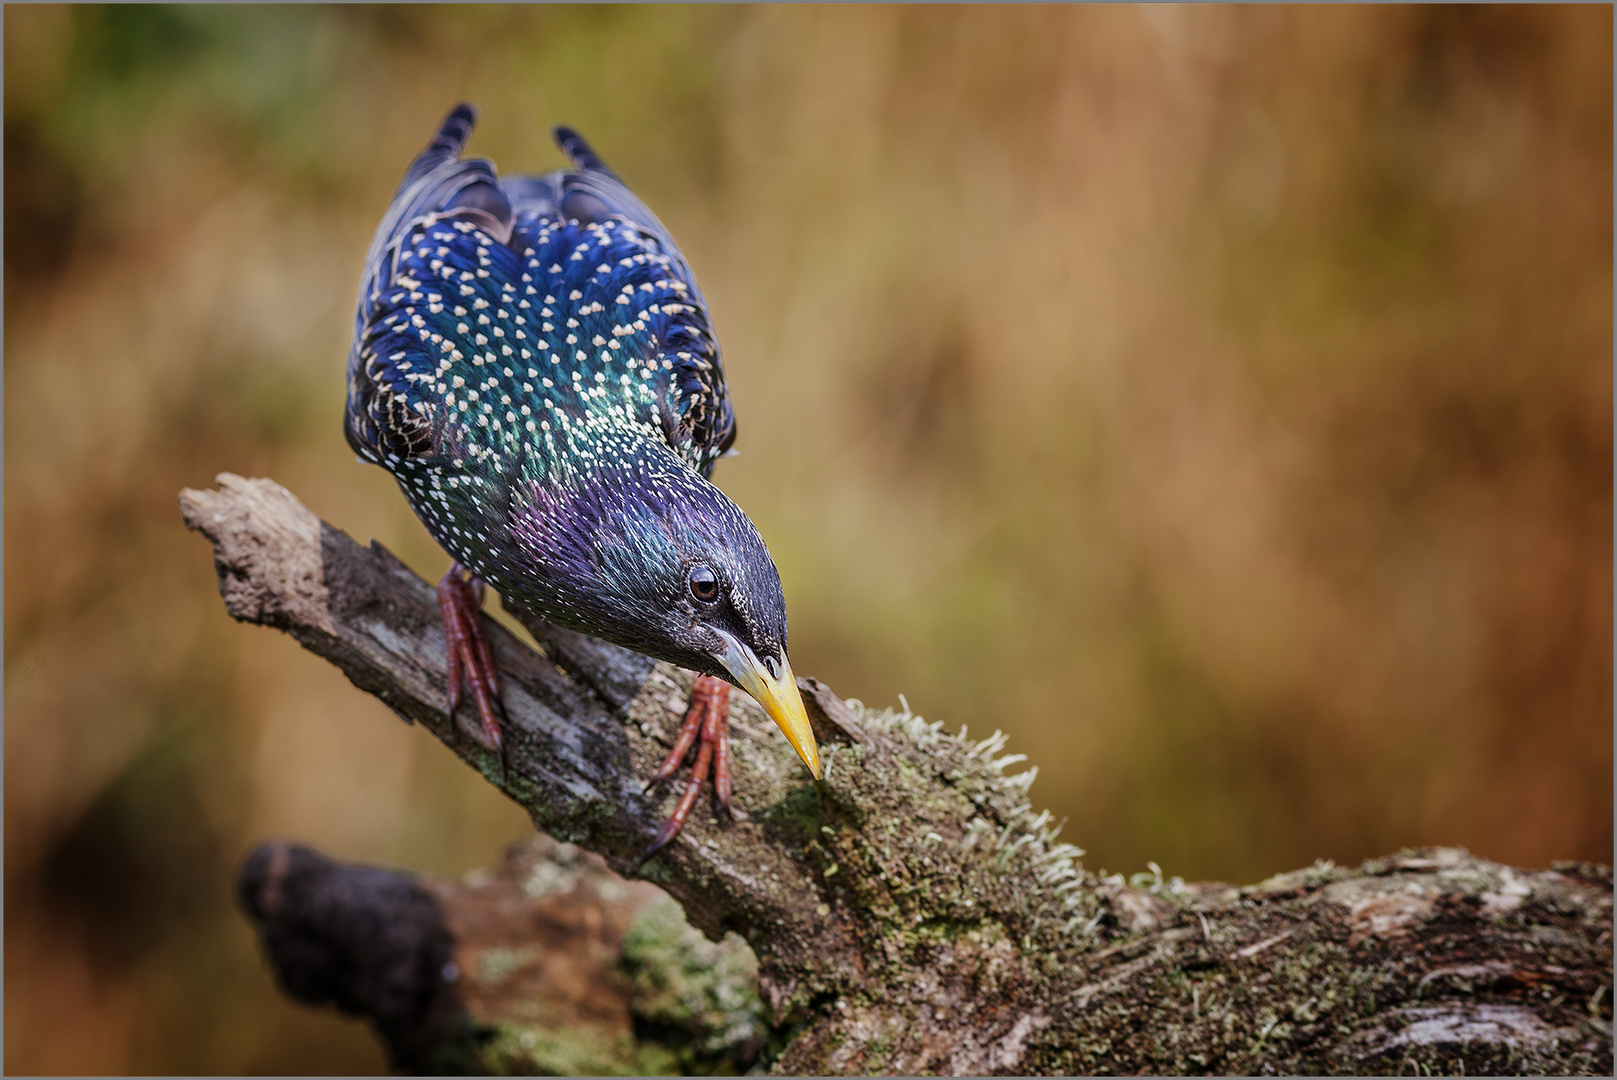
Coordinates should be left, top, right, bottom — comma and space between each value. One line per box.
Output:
509, 452, 820, 779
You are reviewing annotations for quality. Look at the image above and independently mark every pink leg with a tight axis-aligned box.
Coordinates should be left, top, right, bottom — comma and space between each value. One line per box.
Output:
643, 675, 735, 859
437, 562, 506, 769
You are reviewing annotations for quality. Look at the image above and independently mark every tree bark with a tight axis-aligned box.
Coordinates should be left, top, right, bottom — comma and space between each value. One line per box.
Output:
183, 474, 1613, 1076
235, 834, 771, 1074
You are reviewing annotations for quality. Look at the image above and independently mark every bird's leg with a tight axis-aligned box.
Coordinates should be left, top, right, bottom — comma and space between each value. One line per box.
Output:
642, 675, 735, 860
436, 562, 506, 770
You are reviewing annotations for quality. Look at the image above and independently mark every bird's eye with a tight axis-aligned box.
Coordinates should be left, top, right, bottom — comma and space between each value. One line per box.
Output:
687, 565, 719, 603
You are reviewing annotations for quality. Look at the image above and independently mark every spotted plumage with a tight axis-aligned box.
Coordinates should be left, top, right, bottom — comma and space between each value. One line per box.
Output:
345, 105, 818, 837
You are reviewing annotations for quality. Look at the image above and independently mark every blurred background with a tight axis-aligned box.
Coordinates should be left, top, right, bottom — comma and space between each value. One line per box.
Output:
5, 4, 1610, 1073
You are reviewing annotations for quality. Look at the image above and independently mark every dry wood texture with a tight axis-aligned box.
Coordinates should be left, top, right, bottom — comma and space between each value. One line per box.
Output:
184, 474, 1613, 1075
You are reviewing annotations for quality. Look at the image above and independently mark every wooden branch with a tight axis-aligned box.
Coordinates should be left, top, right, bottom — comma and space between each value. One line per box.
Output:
236, 835, 768, 1074
184, 474, 1613, 1075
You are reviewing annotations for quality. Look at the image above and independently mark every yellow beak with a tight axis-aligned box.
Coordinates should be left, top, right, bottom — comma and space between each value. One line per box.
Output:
714, 634, 821, 779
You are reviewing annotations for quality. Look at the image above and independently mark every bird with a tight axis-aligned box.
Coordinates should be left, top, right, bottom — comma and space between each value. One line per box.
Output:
344, 103, 819, 857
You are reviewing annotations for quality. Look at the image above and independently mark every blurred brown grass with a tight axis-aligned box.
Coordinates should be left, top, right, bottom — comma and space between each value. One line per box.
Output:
5, 4, 1610, 1074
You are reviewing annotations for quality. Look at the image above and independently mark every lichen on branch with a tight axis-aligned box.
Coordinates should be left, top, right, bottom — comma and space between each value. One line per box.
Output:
184, 474, 1613, 1076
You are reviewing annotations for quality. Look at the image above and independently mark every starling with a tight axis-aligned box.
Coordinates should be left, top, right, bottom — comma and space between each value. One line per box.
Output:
345, 104, 819, 856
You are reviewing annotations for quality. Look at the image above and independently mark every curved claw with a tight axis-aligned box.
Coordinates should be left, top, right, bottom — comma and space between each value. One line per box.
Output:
437, 562, 506, 775
641, 675, 735, 861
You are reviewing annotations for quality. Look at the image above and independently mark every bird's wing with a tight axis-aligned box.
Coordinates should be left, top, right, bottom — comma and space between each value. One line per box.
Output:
358, 104, 514, 328
500, 129, 737, 476
347, 107, 736, 477
345, 104, 521, 465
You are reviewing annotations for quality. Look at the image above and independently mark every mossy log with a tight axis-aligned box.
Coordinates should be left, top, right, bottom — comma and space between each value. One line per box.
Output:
236, 835, 770, 1074
183, 474, 1613, 1075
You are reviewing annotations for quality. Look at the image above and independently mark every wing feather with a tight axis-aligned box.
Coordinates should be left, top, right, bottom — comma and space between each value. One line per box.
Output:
346, 105, 736, 476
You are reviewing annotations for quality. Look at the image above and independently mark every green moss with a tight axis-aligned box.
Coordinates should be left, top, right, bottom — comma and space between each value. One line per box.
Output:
622, 898, 773, 1074
754, 779, 824, 846
476, 1020, 670, 1076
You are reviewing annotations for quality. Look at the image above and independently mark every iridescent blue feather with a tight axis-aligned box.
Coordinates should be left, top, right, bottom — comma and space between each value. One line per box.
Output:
343, 105, 776, 670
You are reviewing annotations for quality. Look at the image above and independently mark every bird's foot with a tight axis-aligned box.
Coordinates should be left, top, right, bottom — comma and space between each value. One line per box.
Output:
437, 561, 507, 773
642, 674, 739, 860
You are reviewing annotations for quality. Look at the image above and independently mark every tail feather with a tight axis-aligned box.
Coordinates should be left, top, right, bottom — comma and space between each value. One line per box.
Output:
553, 125, 622, 182
520, 125, 702, 308
393, 103, 482, 196
351, 104, 512, 377
431, 103, 478, 157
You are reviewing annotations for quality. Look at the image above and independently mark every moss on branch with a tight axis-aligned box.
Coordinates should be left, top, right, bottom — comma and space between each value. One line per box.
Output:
186, 475, 1612, 1075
